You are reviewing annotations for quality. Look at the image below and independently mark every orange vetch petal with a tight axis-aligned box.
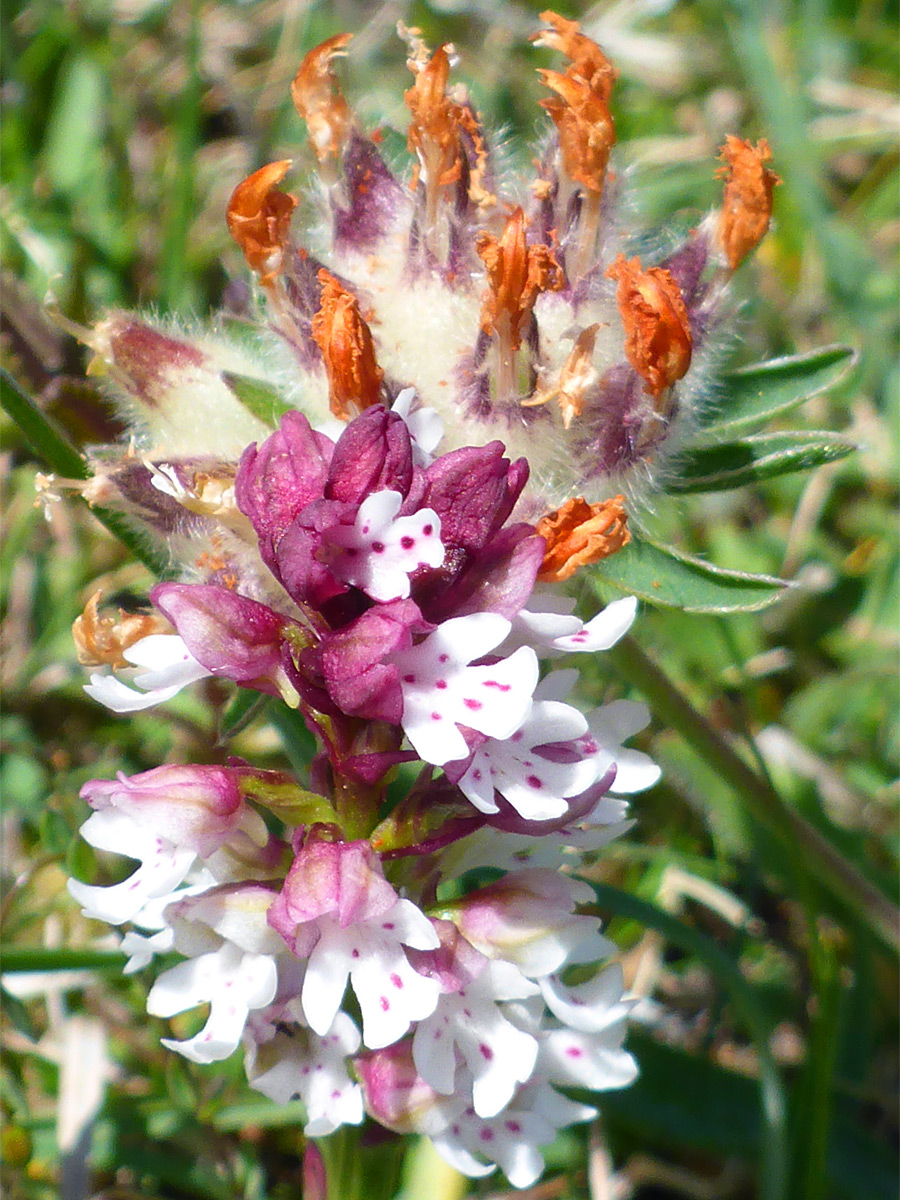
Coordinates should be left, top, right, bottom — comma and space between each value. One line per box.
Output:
226, 161, 297, 286
311, 269, 384, 419
605, 253, 692, 398
291, 34, 354, 164
531, 11, 617, 101
73, 591, 170, 669
538, 69, 615, 195
716, 136, 781, 270
536, 495, 630, 583
475, 208, 565, 351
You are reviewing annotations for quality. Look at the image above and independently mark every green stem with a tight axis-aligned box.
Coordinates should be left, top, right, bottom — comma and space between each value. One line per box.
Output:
607, 635, 899, 954
590, 882, 788, 1200
1, 947, 127, 972
159, 0, 202, 313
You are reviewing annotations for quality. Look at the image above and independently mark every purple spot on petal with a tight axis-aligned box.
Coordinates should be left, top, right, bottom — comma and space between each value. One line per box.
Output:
435, 679, 447, 689
400, 536, 415, 550
479, 1042, 493, 1061
438, 653, 449, 663
526, 775, 543, 789
566, 1045, 584, 1057
506, 1120, 522, 1133
423, 524, 433, 535
431, 712, 442, 721
403, 674, 416, 683
352, 948, 360, 958
380, 996, 390, 1011
479, 1128, 494, 1142
382, 922, 395, 930
482, 680, 511, 692
371, 541, 385, 553
463, 698, 483, 711
390, 973, 404, 989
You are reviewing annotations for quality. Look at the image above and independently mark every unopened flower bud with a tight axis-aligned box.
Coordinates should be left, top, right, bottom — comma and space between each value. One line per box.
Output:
89, 314, 270, 459
355, 1040, 446, 1134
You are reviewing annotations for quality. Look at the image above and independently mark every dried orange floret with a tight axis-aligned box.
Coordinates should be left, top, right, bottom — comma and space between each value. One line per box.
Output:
311, 269, 384, 418
405, 46, 460, 188
538, 69, 615, 195
404, 43, 494, 213
226, 161, 297, 287
605, 253, 692, 399
72, 591, 169, 669
536, 495, 630, 582
716, 136, 781, 270
524, 323, 600, 428
531, 11, 617, 101
475, 208, 565, 352
291, 34, 354, 165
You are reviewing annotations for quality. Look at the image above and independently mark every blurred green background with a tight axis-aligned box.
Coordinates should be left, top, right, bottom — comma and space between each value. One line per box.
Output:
1, 1, 898, 1198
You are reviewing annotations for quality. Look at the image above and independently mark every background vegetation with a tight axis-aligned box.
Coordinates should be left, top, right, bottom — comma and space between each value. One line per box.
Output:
2, 1, 897, 1197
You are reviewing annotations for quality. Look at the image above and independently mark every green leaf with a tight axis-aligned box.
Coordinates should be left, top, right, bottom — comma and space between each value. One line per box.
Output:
669, 431, 856, 493
700, 345, 855, 435
217, 689, 267, 743
1, 985, 37, 1040
603, 1034, 762, 1157
224, 372, 295, 429
591, 535, 790, 613
212, 1098, 306, 1132
1, 367, 87, 479
43, 55, 106, 194
587, 880, 787, 1200
602, 1035, 897, 1200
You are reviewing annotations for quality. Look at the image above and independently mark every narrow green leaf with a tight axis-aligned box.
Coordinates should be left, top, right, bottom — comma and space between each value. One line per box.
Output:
212, 1099, 306, 1132
217, 689, 267, 743
700, 345, 855, 434
1, 984, 37, 1039
669, 431, 856, 493
2, 369, 169, 574
224, 372, 295, 429
267, 701, 317, 776
1, 367, 87, 479
591, 535, 789, 613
